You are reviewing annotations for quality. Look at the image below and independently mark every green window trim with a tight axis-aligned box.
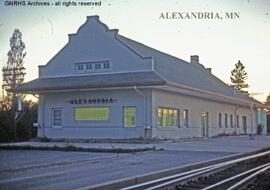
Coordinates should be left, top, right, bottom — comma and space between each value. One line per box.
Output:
124, 107, 136, 127
183, 109, 189, 128
157, 107, 179, 127
52, 109, 62, 127
74, 107, 110, 121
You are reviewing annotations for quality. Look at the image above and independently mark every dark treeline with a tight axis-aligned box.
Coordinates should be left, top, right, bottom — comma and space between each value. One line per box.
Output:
0, 99, 37, 142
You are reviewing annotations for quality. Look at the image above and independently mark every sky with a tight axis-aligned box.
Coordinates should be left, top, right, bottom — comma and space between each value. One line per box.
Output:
0, 0, 269, 101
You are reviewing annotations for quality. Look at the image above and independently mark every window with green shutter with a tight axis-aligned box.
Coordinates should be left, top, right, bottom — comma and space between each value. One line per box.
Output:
124, 107, 136, 127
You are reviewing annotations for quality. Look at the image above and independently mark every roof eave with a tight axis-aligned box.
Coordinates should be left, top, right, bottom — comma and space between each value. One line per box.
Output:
166, 82, 265, 108
13, 83, 167, 94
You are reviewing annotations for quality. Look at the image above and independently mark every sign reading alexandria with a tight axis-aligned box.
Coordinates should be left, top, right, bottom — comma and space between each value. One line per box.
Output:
67, 98, 117, 104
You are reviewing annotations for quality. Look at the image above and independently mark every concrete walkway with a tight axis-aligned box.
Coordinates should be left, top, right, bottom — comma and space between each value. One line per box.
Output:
157, 135, 270, 153
1, 135, 270, 153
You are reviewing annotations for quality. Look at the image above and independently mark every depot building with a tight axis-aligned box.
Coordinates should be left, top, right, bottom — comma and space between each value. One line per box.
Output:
15, 16, 268, 140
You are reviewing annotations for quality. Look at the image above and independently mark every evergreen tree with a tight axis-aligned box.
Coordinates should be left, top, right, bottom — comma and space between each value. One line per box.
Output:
265, 93, 270, 106
230, 60, 249, 92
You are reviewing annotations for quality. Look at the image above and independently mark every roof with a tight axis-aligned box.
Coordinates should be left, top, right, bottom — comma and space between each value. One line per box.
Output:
15, 16, 260, 105
117, 35, 254, 102
13, 71, 166, 93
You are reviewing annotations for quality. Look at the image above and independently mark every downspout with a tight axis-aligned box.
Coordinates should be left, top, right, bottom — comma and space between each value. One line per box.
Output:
134, 86, 148, 139
41, 97, 45, 137
233, 106, 241, 134
250, 103, 255, 139
33, 94, 45, 138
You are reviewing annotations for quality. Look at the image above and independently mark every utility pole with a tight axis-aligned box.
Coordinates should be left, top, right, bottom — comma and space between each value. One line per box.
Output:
2, 66, 25, 139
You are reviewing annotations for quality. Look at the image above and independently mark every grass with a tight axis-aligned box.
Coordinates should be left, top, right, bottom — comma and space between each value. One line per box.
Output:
36, 137, 164, 144
0, 144, 156, 153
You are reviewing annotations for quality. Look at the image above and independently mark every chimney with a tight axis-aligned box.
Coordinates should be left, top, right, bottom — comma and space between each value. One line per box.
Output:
190, 55, 199, 64
206, 68, 212, 73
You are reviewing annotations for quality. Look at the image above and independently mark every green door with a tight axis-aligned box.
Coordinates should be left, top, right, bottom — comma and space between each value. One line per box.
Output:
201, 112, 209, 137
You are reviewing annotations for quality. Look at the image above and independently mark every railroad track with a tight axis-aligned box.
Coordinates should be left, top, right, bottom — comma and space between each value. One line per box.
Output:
120, 150, 270, 190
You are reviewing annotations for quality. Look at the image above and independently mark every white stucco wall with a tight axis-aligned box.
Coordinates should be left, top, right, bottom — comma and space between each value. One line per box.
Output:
152, 89, 256, 139
37, 89, 152, 139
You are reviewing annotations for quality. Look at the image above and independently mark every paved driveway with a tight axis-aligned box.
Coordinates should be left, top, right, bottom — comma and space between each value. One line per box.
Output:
155, 135, 270, 152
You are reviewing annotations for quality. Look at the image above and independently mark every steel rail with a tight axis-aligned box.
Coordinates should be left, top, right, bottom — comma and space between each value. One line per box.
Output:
121, 164, 224, 190
201, 162, 270, 190
121, 150, 270, 190
145, 164, 229, 190
227, 164, 270, 190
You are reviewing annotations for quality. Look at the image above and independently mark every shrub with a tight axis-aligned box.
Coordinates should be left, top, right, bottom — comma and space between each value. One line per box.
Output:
0, 109, 14, 142
0, 100, 37, 142
257, 124, 263, 135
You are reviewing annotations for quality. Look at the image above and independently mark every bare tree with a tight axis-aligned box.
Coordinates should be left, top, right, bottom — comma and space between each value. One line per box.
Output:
2, 29, 26, 110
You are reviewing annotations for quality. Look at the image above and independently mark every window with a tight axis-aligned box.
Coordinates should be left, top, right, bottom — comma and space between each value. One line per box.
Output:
236, 115, 239, 128
76, 61, 110, 73
95, 63, 101, 69
242, 116, 247, 129
124, 107, 136, 127
230, 114, 233, 128
75, 107, 109, 121
183, 109, 188, 128
86, 64, 92, 70
257, 110, 264, 125
157, 108, 179, 127
103, 62, 110, 69
225, 114, 228, 128
77, 64, 84, 71
52, 109, 62, 127
219, 113, 222, 127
